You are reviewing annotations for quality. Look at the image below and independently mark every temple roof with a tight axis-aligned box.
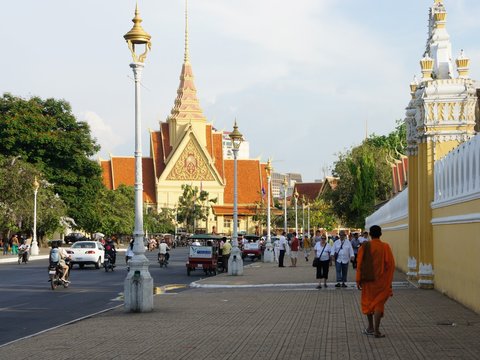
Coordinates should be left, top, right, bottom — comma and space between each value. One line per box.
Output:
100, 156, 156, 204
167, 3, 206, 125
294, 182, 323, 203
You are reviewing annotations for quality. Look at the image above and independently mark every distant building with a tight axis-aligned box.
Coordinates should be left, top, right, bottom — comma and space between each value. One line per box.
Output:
271, 172, 303, 199
222, 132, 250, 160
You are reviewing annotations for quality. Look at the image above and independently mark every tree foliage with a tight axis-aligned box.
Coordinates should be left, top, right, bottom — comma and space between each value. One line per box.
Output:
176, 184, 216, 233
325, 121, 406, 228
0, 155, 67, 240
0, 93, 104, 230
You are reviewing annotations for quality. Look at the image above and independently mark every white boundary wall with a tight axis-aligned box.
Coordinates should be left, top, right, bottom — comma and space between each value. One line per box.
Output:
433, 134, 480, 208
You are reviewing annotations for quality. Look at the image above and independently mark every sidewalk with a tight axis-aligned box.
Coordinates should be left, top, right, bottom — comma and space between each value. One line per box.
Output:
1, 256, 479, 359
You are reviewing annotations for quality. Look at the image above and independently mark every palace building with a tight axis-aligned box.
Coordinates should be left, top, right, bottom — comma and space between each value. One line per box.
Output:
100, 7, 269, 235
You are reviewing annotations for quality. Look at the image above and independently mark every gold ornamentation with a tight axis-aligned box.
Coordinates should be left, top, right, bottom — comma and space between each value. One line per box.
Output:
166, 140, 215, 181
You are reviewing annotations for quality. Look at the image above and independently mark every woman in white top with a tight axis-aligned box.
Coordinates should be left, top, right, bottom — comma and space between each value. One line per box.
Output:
313, 234, 332, 289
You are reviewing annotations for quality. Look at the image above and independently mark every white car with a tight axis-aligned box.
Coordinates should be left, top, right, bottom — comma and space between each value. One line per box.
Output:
67, 241, 105, 269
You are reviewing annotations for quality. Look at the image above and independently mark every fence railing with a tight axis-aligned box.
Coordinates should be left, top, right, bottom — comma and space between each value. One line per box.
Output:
434, 134, 480, 206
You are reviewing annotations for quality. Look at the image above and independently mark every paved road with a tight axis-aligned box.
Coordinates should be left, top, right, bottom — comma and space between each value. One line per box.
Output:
0, 246, 200, 346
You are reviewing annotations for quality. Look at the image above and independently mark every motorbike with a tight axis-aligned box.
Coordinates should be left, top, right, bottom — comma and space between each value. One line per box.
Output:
104, 253, 115, 272
48, 259, 70, 290
158, 251, 169, 268
18, 247, 29, 264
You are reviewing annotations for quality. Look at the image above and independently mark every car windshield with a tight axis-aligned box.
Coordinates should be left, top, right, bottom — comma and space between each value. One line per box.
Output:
72, 242, 95, 249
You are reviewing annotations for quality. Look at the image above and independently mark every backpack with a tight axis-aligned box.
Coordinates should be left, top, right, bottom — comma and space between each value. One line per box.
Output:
50, 248, 60, 262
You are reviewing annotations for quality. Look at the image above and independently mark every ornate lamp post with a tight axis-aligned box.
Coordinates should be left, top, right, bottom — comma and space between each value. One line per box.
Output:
123, 4, 153, 312
228, 121, 244, 275
283, 176, 288, 233
302, 196, 305, 236
263, 159, 274, 262
30, 177, 40, 256
307, 203, 311, 238
294, 190, 299, 236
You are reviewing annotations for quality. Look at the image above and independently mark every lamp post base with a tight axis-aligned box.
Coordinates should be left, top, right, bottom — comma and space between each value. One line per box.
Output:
124, 254, 153, 312
30, 240, 39, 256
263, 242, 274, 263
228, 247, 244, 276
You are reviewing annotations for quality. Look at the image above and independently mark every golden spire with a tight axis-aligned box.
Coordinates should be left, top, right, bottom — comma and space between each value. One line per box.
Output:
184, 0, 190, 62
124, 2, 152, 63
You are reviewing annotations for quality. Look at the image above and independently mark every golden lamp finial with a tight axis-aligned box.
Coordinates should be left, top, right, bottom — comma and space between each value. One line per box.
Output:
33, 176, 40, 191
124, 3, 152, 63
229, 119, 244, 150
265, 158, 273, 177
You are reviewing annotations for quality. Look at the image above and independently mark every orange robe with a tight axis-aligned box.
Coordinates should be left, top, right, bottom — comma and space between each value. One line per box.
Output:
356, 239, 395, 315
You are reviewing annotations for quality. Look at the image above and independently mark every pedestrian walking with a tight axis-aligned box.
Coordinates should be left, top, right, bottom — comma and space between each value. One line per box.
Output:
332, 230, 354, 287
313, 234, 332, 288
277, 231, 288, 267
222, 239, 232, 272
2, 239, 9, 255
303, 233, 312, 262
11, 235, 19, 255
356, 225, 395, 338
273, 237, 280, 263
289, 232, 299, 267
351, 233, 361, 269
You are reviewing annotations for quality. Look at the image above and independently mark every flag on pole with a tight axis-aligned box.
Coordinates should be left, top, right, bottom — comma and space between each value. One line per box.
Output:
261, 186, 266, 198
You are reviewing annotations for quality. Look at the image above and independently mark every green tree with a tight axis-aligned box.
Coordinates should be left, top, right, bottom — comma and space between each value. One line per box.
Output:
176, 184, 216, 233
0, 93, 104, 231
308, 198, 337, 231
96, 185, 135, 237
0, 155, 67, 241
325, 121, 406, 228
144, 207, 175, 234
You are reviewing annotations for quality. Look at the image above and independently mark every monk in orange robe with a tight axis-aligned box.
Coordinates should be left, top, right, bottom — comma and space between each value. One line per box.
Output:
356, 225, 395, 338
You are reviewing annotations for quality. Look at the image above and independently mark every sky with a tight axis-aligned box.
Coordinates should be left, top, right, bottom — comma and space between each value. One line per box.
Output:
2, 0, 480, 182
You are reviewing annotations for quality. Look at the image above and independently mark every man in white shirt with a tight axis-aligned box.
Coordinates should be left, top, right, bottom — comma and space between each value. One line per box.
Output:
358, 231, 369, 244
332, 230, 354, 288
277, 231, 288, 268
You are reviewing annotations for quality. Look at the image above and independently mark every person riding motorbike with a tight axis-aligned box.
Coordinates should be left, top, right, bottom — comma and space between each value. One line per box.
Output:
104, 237, 117, 266
49, 241, 70, 283
158, 239, 170, 263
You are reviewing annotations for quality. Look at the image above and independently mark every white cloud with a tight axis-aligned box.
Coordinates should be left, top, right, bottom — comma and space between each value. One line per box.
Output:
80, 111, 124, 156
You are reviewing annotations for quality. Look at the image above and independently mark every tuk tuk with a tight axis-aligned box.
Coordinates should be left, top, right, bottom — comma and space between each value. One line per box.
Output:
241, 234, 262, 261
186, 234, 223, 276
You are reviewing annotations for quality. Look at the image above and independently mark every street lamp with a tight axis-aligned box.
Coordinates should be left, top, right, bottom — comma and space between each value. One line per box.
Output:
30, 177, 40, 256
283, 176, 288, 233
123, 4, 153, 312
228, 120, 244, 275
294, 190, 299, 236
263, 159, 274, 263
307, 203, 310, 238
302, 196, 305, 236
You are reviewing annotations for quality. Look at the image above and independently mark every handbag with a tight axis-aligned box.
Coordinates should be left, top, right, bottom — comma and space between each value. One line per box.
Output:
312, 244, 327, 267
334, 241, 344, 261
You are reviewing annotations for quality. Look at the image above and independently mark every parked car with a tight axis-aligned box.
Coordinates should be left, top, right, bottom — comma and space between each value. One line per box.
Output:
67, 241, 105, 269
64, 232, 88, 244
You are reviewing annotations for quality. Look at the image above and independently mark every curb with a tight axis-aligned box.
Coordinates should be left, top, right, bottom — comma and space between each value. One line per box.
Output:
189, 281, 412, 289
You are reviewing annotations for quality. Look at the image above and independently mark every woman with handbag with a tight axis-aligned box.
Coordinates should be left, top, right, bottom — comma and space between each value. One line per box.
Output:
313, 233, 332, 289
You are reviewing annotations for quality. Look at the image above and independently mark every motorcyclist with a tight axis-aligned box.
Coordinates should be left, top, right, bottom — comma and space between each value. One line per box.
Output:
49, 241, 70, 283
18, 242, 30, 263
158, 239, 170, 263
104, 237, 117, 266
